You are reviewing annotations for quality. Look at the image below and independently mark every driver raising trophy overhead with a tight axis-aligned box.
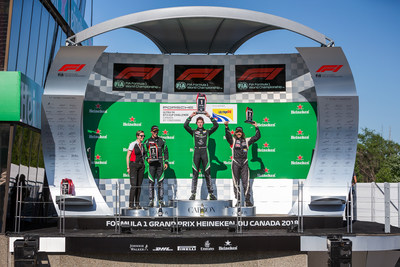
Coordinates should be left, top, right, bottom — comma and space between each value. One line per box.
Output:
184, 111, 219, 200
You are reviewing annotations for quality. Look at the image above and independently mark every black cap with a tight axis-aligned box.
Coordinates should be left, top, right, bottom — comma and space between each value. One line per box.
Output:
235, 127, 243, 132
151, 125, 159, 131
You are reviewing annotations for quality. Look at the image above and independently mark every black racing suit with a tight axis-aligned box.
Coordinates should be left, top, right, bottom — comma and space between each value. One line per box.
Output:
225, 126, 261, 201
184, 116, 219, 194
144, 137, 168, 201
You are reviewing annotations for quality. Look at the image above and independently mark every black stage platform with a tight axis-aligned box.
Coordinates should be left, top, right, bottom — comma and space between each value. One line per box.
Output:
9, 216, 400, 254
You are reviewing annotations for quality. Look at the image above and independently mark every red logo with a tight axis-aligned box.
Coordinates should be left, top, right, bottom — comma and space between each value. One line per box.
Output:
316, 65, 343, 73
297, 104, 303, 110
238, 68, 283, 81
263, 142, 269, 148
58, 64, 86, 72
95, 154, 101, 160
297, 129, 303, 135
263, 117, 269, 122
297, 155, 303, 160
264, 168, 269, 173
129, 117, 135, 122
162, 130, 168, 135
115, 67, 161, 79
176, 68, 222, 81
95, 103, 101, 109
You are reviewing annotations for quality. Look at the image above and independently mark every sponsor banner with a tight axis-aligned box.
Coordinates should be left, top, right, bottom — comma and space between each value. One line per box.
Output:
160, 104, 237, 124
104, 217, 298, 229
113, 63, 163, 91
67, 235, 301, 253
236, 64, 286, 92
174, 65, 224, 92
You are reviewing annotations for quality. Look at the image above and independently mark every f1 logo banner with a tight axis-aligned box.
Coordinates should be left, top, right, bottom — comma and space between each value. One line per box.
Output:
236, 65, 286, 92
59, 64, 86, 72
113, 64, 163, 91
174, 65, 224, 92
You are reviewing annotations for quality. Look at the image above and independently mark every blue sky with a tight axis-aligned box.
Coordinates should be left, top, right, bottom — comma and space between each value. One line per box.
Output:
85, 0, 400, 143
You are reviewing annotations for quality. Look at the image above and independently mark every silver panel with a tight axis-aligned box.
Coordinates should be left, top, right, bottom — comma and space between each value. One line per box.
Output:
67, 7, 330, 53
42, 46, 112, 216
174, 200, 232, 217
226, 207, 256, 216
121, 208, 149, 217
291, 47, 358, 216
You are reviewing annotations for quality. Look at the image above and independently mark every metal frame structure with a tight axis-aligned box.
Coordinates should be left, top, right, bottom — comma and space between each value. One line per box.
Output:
66, 6, 333, 54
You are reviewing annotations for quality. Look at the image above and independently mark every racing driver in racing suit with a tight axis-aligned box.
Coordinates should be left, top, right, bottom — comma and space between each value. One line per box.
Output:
184, 111, 219, 200
224, 121, 260, 207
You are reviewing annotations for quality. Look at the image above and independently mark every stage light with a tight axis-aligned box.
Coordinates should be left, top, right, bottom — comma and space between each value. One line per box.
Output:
14, 236, 39, 266
327, 235, 352, 266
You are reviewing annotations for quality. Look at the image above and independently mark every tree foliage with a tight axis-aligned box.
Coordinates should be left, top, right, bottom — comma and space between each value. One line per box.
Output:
355, 128, 400, 182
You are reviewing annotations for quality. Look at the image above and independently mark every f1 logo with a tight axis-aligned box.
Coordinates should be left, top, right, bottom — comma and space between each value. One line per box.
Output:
58, 64, 86, 72
316, 65, 343, 73
176, 68, 222, 81
115, 67, 161, 80
238, 68, 283, 81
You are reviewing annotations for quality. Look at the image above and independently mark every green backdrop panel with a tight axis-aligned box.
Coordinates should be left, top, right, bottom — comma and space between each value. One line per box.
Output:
83, 101, 317, 180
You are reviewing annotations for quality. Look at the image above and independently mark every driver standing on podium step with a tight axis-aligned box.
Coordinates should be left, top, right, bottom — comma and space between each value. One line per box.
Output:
184, 111, 219, 200
224, 121, 260, 207
144, 125, 169, 207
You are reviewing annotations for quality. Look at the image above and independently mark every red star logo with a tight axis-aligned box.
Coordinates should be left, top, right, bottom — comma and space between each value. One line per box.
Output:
96, 154, 101, 160
297, 104, 303, 110
263, 117, 269, 122
129, 117, 135, 122
297, 155, 303, 160
162, 129, 168, 135
96, 129, 101, 134
297, 129, 303, 135
95, 103, 101, 109
263, 142, 269, 148
265, 168, 269, 173
230, 130, 234, 135
230, 156, 233, 160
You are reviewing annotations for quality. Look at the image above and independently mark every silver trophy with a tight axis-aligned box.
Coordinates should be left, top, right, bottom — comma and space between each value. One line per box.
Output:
148, 142, 159, 162
245, 107, 254, 124
196, 93, 207, 114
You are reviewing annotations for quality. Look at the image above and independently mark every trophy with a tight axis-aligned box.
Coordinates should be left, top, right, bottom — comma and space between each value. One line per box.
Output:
148, 142, 159, 162
196, 93, 207, 114
244, 107, 254, 124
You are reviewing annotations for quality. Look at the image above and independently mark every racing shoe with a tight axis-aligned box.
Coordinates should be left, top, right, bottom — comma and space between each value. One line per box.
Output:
209, 193, 217, 200
189, 193, 196, 200
148, 200, 154, 208
158, 200, 166, 207
245, 200, 253, 207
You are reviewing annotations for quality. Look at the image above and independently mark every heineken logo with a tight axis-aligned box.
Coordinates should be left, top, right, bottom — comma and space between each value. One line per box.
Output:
291, 129, 310, 140
257, 167, 276, 178
123, 116, 142, 127
88, 129, 107, 139
258, 117, 276, 127
291, 154, 310, 165
291, 104, 309, 115
258, 141, 276, 152
161, 129, 175, 139
93, 154, 107, 165
89, 103, 107, 114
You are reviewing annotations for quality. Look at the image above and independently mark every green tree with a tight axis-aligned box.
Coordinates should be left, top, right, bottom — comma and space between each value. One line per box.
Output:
355, 128, 400, 182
